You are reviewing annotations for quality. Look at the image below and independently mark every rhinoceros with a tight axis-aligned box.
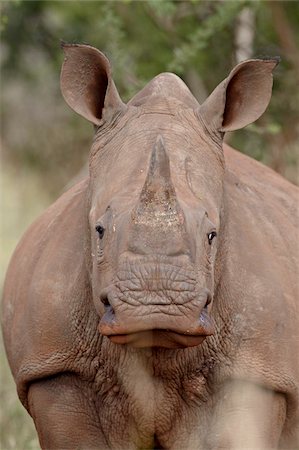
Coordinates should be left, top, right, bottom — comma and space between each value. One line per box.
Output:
2, 44, 299, 449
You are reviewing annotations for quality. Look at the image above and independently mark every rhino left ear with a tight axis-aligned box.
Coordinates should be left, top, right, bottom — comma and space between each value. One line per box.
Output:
60, 43, 126, 126
199, 58, 279, 132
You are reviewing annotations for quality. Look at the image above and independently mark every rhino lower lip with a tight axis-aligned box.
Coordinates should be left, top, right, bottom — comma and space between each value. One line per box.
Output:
107, 330, 208, 348
99, 307, 214, 348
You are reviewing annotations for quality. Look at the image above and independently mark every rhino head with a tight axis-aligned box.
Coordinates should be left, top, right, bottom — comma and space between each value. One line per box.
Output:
61, 44, 278, 349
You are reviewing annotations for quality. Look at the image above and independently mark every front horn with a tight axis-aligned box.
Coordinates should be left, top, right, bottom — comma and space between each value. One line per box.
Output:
133, 136, 183, 227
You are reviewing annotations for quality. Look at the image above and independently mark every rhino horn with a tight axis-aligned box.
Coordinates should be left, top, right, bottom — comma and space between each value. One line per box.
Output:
134, 136, 183, 226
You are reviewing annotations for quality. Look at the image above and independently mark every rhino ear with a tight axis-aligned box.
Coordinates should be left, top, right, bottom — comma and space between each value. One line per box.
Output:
60, 43, 126, 126
199, 59, 279, 132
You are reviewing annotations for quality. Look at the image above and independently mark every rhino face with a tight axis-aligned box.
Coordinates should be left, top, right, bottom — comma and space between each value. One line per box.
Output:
61, 44, 278, 348
89, 132, 219, 348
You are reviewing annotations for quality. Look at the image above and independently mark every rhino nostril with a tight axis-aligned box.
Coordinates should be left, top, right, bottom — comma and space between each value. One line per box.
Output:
204, 293, 212, 308
101, 295, 110, 307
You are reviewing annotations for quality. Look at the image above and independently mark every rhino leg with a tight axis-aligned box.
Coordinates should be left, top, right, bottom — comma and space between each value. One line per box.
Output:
28, 373, 109, 450
208, 380, 286, 449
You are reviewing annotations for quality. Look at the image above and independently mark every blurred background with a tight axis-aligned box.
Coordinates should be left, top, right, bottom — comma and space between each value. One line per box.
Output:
0, 1, 298, 448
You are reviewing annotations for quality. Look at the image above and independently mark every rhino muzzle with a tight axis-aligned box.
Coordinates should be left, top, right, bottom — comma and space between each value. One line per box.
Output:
98, 257, 214, 348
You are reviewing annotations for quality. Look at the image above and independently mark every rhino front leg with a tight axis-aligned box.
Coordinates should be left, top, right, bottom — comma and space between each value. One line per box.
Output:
208, 380, 286, 449
27, 373, 109, 450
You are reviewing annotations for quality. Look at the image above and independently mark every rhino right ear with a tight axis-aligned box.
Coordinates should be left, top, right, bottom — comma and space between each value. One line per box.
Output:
199, 58, 279, 132
60, 43, 126, 126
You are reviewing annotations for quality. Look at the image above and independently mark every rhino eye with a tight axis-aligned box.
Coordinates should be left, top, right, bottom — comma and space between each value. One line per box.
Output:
208, 231, 217, 245
95, 224, 105, 239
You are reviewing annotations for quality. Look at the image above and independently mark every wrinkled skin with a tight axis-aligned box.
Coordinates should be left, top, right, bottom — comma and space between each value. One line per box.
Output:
2, 45, 299, 449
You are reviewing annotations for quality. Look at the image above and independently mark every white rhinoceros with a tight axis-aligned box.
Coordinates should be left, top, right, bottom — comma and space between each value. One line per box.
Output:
2, 44, 298, 449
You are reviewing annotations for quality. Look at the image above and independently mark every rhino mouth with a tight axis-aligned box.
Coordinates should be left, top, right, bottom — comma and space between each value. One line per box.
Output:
99, 303, 214, 349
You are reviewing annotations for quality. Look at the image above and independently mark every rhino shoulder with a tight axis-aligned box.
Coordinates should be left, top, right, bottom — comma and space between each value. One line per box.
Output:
2, 178, 100, 406
219, 146, 299, 388
223, 143, 298, 280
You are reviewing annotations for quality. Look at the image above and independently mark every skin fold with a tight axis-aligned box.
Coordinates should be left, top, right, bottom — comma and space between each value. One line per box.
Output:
2, 45, 298, 449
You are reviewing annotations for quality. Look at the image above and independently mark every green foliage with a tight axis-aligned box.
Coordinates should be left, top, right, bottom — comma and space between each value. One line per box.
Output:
1, 0, 298, 189
169, 1, 246, 74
